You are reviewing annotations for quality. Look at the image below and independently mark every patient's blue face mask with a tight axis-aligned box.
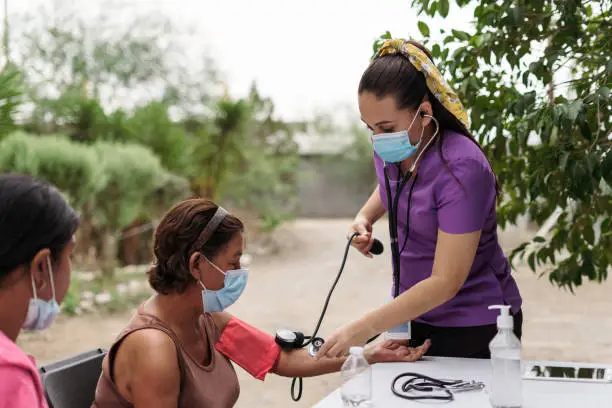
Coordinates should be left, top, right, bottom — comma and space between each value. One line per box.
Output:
371, 107, 423, 163
199, 258, 248, 313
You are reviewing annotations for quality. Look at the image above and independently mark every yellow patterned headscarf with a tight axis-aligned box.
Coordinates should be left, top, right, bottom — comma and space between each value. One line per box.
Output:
373, 38, 470, 130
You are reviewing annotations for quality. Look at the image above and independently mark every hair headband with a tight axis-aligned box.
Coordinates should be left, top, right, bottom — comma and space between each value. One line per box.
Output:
373, 38, 470, 130
195, 206, 228, 248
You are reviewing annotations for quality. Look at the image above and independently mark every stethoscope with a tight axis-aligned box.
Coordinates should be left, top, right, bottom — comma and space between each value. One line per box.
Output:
274, 233, 384, 401
391, 372, 485, 401
385, 114, 439, 298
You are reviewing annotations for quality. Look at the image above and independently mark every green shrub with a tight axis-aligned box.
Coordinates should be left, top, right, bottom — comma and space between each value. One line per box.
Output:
0, 132, 105, 206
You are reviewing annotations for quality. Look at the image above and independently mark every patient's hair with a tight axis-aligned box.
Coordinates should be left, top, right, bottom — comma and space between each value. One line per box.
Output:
147, 198, 244, 294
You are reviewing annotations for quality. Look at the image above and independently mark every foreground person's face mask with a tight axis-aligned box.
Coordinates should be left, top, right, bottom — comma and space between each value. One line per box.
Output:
23, 257, 61, 331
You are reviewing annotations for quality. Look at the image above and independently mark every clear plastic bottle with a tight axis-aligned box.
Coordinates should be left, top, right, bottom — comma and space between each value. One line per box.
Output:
489, 305, 522, 408
340, 346, 372, 407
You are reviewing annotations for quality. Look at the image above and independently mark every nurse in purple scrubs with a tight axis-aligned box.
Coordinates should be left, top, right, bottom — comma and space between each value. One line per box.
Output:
317, 39, 523, 360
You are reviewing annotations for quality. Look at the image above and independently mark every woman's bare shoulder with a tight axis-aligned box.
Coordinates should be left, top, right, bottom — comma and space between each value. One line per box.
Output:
114, 328, 181, 404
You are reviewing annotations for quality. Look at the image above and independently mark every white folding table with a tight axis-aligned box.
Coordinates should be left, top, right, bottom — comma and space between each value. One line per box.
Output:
314, 357, 612, 407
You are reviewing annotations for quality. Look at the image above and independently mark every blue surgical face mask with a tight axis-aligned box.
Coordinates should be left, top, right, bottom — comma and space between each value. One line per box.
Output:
22, 257, 61, 331
371, 107, 423, 163
199, 258, 248, 313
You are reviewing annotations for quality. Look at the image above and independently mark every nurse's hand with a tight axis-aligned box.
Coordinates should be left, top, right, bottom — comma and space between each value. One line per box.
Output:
348, 214, 374, 258
315, 320, 377, 359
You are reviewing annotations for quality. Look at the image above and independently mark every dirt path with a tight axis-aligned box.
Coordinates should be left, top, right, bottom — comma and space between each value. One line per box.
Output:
18, 218, 612, 407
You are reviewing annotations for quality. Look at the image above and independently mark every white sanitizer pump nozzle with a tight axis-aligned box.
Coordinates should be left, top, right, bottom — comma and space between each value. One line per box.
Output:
489, 305, 513, 330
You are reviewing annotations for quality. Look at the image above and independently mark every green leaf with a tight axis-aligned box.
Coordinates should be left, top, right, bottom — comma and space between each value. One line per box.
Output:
582, 250, 596, 280
560, 152, 569, 170
579, 121, 591, 141
583, 224, 595, 245
599, 87, 610, 101
452, 29, 471, 41
567, 100, 583, 122
509, 7, 521, 25
418, 0, 430, 16
429, 1, 438, 16
602, 218, 611, 234
550, 125, 559, 144
439, 0, 450, 17
533, 236, 546, 243
418, 21, 431, 37
528, 252, 536, 272
431, 44, 441, 59
571, 230, 583, 252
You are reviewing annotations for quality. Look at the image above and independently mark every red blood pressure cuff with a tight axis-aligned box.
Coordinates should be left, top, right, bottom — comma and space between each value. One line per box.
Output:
215, 316, 281, 381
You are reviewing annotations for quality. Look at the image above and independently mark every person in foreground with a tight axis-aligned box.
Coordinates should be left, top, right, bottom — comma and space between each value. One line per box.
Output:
316, 38, 522, 360
92, 198, 430, 408
0, 174, 79, 408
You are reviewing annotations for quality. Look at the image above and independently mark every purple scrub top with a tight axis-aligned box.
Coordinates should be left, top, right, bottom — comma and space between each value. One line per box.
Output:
374, 130, 522, 327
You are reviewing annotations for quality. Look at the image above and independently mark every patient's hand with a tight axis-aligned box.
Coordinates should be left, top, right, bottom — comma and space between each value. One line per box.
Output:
365, 339, 430, 364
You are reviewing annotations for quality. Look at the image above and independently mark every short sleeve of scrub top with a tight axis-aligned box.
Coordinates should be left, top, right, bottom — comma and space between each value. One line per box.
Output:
434, 157, 496, 235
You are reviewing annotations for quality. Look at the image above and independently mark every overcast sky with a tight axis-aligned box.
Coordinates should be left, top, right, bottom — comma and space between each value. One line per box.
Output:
5, 0, 474, 121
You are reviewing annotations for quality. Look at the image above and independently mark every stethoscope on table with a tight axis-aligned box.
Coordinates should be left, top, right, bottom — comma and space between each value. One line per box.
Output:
391, 372, 485, 402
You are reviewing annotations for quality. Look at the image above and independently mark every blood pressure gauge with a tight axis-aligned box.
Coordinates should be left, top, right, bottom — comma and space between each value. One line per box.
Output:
274, 329, 305, 349
274, 329, 325, 357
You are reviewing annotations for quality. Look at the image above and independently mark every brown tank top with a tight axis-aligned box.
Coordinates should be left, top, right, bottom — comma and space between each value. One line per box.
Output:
91, 306, 240, 408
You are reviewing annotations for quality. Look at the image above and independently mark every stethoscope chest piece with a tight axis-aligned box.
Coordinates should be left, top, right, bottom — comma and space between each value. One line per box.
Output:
307, 337, 325, 357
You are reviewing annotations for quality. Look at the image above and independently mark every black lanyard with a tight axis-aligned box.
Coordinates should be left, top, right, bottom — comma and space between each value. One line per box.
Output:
383, 164, 417, 298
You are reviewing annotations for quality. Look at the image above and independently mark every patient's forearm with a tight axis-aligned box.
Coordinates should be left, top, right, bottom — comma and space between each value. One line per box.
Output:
272, 347, 373, 378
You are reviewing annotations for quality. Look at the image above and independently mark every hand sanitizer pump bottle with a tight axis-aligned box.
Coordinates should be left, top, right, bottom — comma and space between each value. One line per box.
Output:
488, 305, 522, 408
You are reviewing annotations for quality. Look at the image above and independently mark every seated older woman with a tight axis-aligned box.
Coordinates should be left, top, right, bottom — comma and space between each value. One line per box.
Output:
92, 198, 430, 408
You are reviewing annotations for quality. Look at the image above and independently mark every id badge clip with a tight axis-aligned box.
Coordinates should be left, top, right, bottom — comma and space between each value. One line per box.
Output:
385, 321, 411, 340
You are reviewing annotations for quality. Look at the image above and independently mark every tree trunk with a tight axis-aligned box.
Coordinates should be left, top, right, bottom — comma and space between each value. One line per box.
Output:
100, 230, 117, 279
74, 203, 95, 267
199, 175, 216, 200
121, 220, 143, 266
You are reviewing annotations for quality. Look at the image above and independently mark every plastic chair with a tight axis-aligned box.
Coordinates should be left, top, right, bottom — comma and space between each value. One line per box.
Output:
39, 348, 107, 408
